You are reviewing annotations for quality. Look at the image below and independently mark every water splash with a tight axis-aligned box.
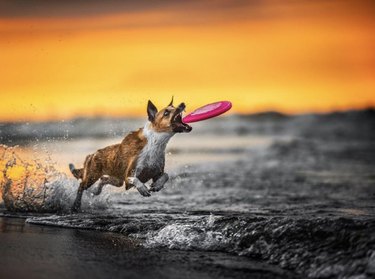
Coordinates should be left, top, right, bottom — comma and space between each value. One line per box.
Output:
0, 143, 160, 213
0, 144, 78, 212
145, 214, 229, 250
1, 144, 117, 213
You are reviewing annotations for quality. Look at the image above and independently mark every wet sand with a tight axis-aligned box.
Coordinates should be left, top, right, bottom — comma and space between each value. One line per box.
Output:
0, 217, 294, 279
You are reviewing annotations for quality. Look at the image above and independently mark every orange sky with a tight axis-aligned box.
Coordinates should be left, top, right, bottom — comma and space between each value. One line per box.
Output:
0, 0, 374, 122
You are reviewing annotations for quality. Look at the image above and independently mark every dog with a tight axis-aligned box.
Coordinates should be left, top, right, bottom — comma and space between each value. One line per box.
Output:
69, 98, 192, 212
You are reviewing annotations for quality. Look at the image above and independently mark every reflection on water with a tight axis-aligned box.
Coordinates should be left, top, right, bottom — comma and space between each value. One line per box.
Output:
21, 134, 275, 174
0, 134, 275, 212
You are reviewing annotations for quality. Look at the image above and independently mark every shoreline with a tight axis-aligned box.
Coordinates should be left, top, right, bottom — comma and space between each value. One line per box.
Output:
0, 216, 296, 279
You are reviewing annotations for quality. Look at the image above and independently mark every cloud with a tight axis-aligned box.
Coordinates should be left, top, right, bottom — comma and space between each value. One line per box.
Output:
0, 1, 308, 22
0, 0, 171, 18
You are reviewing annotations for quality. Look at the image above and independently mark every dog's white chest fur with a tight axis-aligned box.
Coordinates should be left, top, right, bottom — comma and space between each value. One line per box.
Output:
136, 123, 173, 175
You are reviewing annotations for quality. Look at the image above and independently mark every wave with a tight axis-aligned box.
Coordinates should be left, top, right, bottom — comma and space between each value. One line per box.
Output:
2, 133, 375, 278
25, 212, 375, 278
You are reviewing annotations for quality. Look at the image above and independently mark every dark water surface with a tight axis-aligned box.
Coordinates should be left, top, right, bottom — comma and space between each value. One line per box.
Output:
0, 217, 294, 279
1, 110, 375, 279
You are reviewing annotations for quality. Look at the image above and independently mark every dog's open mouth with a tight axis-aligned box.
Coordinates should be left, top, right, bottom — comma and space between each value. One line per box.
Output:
172, 103, 192, 133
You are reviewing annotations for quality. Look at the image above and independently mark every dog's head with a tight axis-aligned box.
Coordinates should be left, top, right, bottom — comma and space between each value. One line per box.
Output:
147, 98, 192, 133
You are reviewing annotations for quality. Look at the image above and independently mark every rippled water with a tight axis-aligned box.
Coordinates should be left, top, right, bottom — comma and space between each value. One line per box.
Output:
1, 113, 375, 279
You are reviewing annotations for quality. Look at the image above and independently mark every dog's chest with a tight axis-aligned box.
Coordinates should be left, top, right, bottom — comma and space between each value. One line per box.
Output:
135, 128, 172, 178
137, 142, 166, 172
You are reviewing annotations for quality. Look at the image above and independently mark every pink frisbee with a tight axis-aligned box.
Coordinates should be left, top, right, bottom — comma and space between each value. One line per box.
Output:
183, 101, 232, 123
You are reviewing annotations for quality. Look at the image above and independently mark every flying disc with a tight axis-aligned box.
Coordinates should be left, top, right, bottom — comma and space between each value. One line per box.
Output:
183, 101, 232, 123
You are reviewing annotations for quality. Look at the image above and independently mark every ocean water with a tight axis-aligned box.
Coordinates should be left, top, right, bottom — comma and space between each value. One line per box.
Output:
1, 111, 375, 278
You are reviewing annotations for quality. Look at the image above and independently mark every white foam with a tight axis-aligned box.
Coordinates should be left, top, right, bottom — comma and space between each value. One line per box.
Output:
144, 215, 229, 251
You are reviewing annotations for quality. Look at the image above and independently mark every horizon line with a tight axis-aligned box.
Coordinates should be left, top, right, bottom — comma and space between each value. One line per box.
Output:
1, 106, 373, 124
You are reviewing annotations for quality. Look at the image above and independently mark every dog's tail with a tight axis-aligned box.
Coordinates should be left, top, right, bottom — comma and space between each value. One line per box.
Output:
69, 163, 83, 180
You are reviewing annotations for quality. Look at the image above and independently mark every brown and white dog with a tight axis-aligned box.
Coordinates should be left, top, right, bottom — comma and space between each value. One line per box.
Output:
69, 98, 192, 212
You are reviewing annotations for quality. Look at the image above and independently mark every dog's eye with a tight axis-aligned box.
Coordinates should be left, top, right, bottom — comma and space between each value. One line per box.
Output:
163, 110, 170, 117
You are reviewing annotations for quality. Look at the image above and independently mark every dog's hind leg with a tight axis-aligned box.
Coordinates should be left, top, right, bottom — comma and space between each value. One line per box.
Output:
150, 173, 169, 192
91, 175, 123, 196
71, 182, 85, 213
71, 177, 97, 212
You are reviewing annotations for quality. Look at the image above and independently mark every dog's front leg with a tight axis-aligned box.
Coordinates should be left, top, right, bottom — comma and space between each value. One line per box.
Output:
128, 177, 151, 197
149, 173, 169, 192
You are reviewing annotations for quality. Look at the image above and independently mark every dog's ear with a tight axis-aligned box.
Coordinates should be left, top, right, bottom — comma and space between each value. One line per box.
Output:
147, 100, 158, 122
168, 96, 174, 107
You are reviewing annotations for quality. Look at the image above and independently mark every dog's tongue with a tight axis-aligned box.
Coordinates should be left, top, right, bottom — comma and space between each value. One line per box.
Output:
173, 113, 192, 132
181, 122, 192, 132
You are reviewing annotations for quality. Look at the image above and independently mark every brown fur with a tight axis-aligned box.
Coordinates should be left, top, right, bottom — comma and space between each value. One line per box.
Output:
151, 105, 175, 133
79, 129, 146, 189
70, 100, 191, 212
70, 129, 147, 212
70, 99, 191, 211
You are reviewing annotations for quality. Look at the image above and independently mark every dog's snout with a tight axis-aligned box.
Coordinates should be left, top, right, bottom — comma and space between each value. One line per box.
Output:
178, 103, 186, 111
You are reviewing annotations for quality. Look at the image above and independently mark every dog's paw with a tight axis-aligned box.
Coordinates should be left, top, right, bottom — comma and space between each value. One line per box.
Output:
149, 183, 164, 192
136, 184, 151, 197
70, 204, 81, 214
90, 184, 103, 196
149, 173, 168, 192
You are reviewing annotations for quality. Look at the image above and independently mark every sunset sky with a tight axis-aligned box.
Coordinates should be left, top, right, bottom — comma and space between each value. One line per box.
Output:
0, 0, 374, 122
